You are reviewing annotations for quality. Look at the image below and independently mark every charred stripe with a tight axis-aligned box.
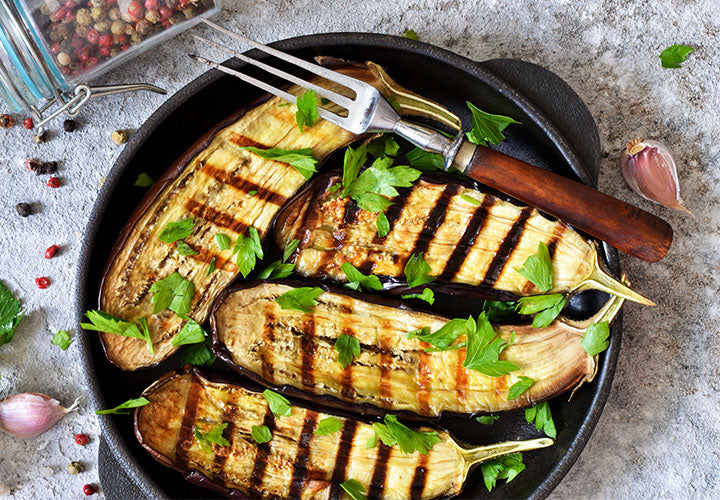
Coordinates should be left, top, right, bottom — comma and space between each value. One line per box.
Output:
288, 410, 319, 499
456, 348, 469, 405
339, 328, 356, 400
410, 453, 429, 499
248, 406, 275, 494
174, 380, 202, 470
200, 163, 288, 206
185, 199, 249, 234
301, 319, 317, 388
367, 443, 392, 498
214, 390, 238, 473
227, 133, 270, 149
480, 207, 533, 288
521, 223, 567, 293
407, 184, 461, 260
328, 420, 358, 500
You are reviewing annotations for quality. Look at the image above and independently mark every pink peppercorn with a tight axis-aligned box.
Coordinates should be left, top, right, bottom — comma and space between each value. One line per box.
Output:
35, 277, 50, 289
45, 244, 60, 259
47, 176, 61, 188
83, 484, 97, 495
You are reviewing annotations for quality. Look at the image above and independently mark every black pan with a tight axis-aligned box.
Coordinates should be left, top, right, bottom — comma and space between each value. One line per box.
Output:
75, 32, 619, 499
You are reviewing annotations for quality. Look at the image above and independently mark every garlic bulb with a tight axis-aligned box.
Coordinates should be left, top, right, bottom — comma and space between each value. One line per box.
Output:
0, 393, 79, 439
620, 138, 692, 214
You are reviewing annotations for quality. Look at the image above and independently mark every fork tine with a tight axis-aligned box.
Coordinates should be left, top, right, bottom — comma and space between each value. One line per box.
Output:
200, 19, 373, 92
187, 54, 347, 129
192, 35, 355, 109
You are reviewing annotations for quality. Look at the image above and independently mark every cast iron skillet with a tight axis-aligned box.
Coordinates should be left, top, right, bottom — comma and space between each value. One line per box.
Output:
75, 33, 619, 499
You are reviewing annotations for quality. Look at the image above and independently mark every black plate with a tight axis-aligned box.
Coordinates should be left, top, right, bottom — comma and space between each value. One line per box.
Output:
76, 33, 620, 499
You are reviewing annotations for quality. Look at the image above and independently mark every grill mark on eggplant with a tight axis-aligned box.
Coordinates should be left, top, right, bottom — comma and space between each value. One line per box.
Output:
438, 196, 496, 281
248, 406, 275, 494
296, 189, 326, 254
200, 163, 288, 206
213, 392, 238, 473
406, 184, 461, 262
456, 348, 469, 405
339, 327, 356, 400
342, 198, 362, 226
227, 133, 269, 149
288, 410, 319, 498
328, 420, 358, 500
375, 185, 414, 242
416, 344, 432, 415
367, 443, 392, 498
185, 199, 249, 234
410, 453, 429, 499
521, 223, 567, 294
378, 326, 393, 407
261, 309, 275, 383
480, 207, 533, 288
174, 380, 202, 470
300, 319, 317, 388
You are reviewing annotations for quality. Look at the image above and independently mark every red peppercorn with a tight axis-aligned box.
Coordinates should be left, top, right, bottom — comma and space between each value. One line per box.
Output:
85, 57, 100, 69
45, 244, 60, 259
51, 8, 66, 22
127, 1, 144, 21
158, 6, 172, 20
144, 0, 158, 10
35, 277, 50, 289
47, 176, 61, 188
98, 45, 111, 57
82, 484, 97, 496
120, 44, 130, 52
50, 42, 62, 55
23, 118, 34, 130
86, 28, 99, 44
74, 433, 90, 445
98, 33, 113, 46
77, 48, 90, 62
64, 10, 75, 21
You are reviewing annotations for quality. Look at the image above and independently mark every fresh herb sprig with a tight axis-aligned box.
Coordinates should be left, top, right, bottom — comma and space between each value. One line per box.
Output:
52, 330, 73, 350
295, 89, 318, 132
515, 242, 553, 292
275, 287, 323, 313
82, 310, 154, 353
525, 401, 556, 438
341, 479, 367, 500
251, 425, 273, 444
581, 320, 611, 357
239, 146, 318, 180
314, 417, 344, 436
341, 263, 382, 292
194, 423, 230, 453
149, 272, 195, 315
660, 44, 694, 68
233, 227, 264, 278
334, 334, 361, 369
96, 397, 149, 415
404, 253, 435, 288
481, 452, 526, 492
158, 217, 194, 244
516, 293, 567, 328
465, 101, 521, 146
263, 390, 292, 417
257, 238, 300, 279
366, 414, 440, 454
401, 288, 435, 305
0, 281, 24, 347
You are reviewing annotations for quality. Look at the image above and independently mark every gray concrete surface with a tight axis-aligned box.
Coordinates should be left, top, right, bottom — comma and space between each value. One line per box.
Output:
1, 0, 718, 498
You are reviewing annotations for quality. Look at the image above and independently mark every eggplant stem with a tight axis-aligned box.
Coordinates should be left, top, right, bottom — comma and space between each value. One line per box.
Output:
456, 437, 554, 481
572, 247, 655, 306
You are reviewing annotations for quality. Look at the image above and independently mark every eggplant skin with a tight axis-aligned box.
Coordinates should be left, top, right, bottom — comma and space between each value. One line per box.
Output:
135, 367, 465, 499
211, 281, 596, 419
97, 77, 359, 371
273, 172, 598, 298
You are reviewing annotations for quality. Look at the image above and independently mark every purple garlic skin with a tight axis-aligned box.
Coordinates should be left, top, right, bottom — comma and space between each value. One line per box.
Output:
0, 393, 77, 439
620, 138, 692, 214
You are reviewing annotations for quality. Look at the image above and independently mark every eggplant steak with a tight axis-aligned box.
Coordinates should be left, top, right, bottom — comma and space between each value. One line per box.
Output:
97, 60, 452, 371
135, 367, 552, 499
273, 173, 652, 305
211, 281, 624, 418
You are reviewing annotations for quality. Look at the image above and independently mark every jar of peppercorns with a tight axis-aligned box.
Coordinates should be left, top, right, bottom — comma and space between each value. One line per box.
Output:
0, 0, 221, 128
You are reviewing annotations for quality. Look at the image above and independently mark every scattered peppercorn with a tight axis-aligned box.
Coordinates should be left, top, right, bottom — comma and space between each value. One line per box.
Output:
0, 114, 13, 128
63, 119, 77, 132
82, 484, 97, 496
14, 202, 32, 217
22, 118, 34, 130
25, 159, 58, 175
66, 461, 84, 475
47, 176, 61, 188
111, 129, 128, 145
74, 433, 90, 445
33, 133, 47, 144
35, 277, 50, 289
45, 244, 60, 259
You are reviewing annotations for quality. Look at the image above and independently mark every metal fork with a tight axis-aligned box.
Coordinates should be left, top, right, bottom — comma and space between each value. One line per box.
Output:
190, 19, 464, 169
188, 19, 673, 264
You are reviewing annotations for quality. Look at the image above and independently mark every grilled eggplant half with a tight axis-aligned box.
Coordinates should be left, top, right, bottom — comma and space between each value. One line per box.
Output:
135, 367, 552, 499
273, 172, 653, 305
211, 281, 624, 418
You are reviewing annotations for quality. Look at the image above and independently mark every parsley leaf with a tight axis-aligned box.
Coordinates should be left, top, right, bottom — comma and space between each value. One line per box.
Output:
206, 257, 216, 276
263, 389, 292, 417
476, 415, 500, 425
367, 135, 400, 158
581, 320, 610, 357
482, 300, 517, 323
403, 29, 418, 40
463, 313, 518, 376
368, 414, 440, 454
149, 272, 194, 315
461, 193, 482, 205
341, 263, 382, 292
407, 319, 465, 351
404, 253, 435, 288
233, 227, 264, 278
176, 241, 198, 256
341, 145, 368, 194
525, 401, 556, 438
406, 147, 444, 171
334, 334, 361, 369
256, 260, 295, 279
194, 423, 230, 453
295, 89, 318, 132
376, 211, 390, 237
0, 281, 24, 347
215, 233, 231, 250
342, 156, 420, 212
52, 329, 72, 350
239, 146, 318, 180
283, 238, 300, 262
517, 293, 567, 328
96, 397, 149, 415
172, 316, 206, 346
275, 286, 323, 313
81, 310, 154, 353
401, 287, 435, 305
134, 172, 154, 187
314, 417, 344, 436
251, 425, 272, 444
660, 44, 694, 68
515, 242, 553, 292
181, 337, 216, 366
158, 217, 194, 244
481, 452, 526, 491
507, 376, 534, 400
465, 101, 521, 146
340, 479, 367, 500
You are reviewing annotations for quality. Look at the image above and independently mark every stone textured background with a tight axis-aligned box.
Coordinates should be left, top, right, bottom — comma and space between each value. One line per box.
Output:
1, 0, 718, 498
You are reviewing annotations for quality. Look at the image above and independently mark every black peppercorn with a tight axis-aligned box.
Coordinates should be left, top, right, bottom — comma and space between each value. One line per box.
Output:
15, 202, 32, 217
0, 114, 13, 128
26, 159, 58, 175
63, 119, 77, 132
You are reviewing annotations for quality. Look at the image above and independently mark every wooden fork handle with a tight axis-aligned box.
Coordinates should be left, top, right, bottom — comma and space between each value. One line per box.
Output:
460, 144, 673, 262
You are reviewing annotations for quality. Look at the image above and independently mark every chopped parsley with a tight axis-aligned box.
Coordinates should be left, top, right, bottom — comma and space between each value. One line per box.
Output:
171, 316, 206, 346
465, 101, 521, 146
481, 452, 526, 492
232, 227, 264, 278
406, 147, 444, 171
206, 257, 216, 276
461, 193, 482, 205
340, 479, 367, 500
342, 155, 420, 212
403, 29, 418, 40
403, 253, 435, 288
51, 329, 72, 350
525, 401, 556, 438
314, 417, 344, 436
149, 272, 195, 315
82, 310, 154, 353
263, 389, 292, 417
194, 423, 230, 453
507, 376, 534, 400
515, 242, 553, 292
96, 397, 149, 415
275, 286, 323, 313
475, 415, 500, 425
660, 44, 694, 68
367, 134, 400, 158
283, 238, 300, 262
366, 414, 440, 454
517, 293, 567, 328
463, 314, 518, 377
251, 425, 272, 444
176, 241, 198, 256
0, 281, 24, 347
295, 89, 318, 132
376, 211, 390, 237
341, 263, 382, 292
482, 300, 517, 323
239, 146, 318, 180
581, 320, 610, 357
257, 238, 299, 279
401, 287, 435, 305
215, 233, 231, 250
134, 172, 154, 187
334, 334, 361, 369
181, 337, 216, 366
158, 217, 194, 244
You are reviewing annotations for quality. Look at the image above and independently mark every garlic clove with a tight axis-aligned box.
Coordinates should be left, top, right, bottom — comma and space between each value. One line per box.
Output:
0, 393, 79, 439
620, 138, 692, 215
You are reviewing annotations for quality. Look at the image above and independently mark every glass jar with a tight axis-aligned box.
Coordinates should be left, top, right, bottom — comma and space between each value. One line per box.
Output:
0, 0, 221, 126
